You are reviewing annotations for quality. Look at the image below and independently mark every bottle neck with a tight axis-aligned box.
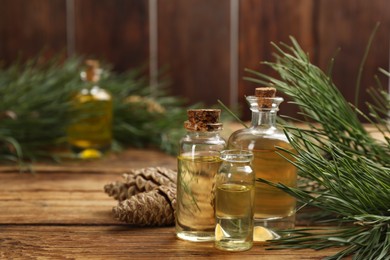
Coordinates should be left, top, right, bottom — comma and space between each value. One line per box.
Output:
81, 69, 101, 89
251, 109, 277, 128
187, 130, 221, 138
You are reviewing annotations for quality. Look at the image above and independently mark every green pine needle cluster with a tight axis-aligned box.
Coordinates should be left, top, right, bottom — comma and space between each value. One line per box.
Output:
246, 37, 390, 259
0, 56, 188, 163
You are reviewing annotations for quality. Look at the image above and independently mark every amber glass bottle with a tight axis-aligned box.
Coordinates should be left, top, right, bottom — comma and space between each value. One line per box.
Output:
176, 109, 226, 242
228, 87, 297, 240
67, 60, 113, 159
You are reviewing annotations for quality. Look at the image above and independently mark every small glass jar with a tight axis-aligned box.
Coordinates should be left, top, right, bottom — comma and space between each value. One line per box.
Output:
176, 109, 226, 242
214, 150, 255, 251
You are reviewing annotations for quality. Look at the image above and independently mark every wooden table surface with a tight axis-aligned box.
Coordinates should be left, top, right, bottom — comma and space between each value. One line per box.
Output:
0, 148, 341, 259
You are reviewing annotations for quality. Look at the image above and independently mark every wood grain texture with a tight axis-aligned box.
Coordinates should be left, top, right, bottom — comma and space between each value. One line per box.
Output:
158, 0, 231, 107
74, 0, 149, 71
0, 0, 67, 64
0, 172, 117, 224
0, 148, 348, 258
0, 148, 177, 174
0, 148, 176, 225
0, 226, 342, 259
316, 0, 390, 115
238, 0, 315, 119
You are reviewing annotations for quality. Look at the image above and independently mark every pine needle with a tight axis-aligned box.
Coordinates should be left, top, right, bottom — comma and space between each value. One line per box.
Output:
354, 22, 380, 107
217, 99, 248, 128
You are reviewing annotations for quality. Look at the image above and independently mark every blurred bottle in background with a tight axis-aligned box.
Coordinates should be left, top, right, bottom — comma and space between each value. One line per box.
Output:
67, 59, 113, 159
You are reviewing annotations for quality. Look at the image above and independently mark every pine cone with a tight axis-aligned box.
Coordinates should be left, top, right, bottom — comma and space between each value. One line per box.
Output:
113, 185, 176, 226
104, 181, 129, 202
104, 167, 177, 201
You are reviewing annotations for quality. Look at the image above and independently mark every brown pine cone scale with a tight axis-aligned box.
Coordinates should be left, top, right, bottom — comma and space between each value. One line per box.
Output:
104, 167, 177, 201
113, 185, 176, 226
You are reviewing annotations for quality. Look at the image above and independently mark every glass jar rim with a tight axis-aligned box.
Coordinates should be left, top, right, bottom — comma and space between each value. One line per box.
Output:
246, 96, 283, 111
246, 96, 284, 102
220, 150, 253, 162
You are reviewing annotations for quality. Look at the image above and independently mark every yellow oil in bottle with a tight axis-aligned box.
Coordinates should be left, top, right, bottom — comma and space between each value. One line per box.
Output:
67, 60, 113, 159
251, 139, 297, 229
229, 138, 297, 238
215, 183, 254, 251
228, 88, 297, 240
176, 153, 222, 241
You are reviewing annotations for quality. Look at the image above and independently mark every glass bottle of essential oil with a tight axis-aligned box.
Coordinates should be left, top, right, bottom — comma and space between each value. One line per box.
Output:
228, 87, 297, 241
176, 109, 226, 242
67, 60, 113, 159
215, 150, 254, 251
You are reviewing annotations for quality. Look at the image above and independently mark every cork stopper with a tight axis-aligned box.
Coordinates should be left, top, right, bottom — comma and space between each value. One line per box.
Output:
255, 87, 276, 108
184, 109, 222, 131
84, 59, 101, 82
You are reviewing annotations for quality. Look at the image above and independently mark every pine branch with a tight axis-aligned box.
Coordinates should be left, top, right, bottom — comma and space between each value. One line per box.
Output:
0, 56, 188, 161
247, 37, 390, 259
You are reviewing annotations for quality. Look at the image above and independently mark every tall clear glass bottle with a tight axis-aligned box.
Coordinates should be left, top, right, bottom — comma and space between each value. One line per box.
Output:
176, 109, 226, 242
228, 87, 297, 241
67, 60, 113, 159
215, 150, 254, 251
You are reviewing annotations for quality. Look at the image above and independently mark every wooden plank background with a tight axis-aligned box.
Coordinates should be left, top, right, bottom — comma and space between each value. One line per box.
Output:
0, 0, 67, 62
0, 0, 389, 119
